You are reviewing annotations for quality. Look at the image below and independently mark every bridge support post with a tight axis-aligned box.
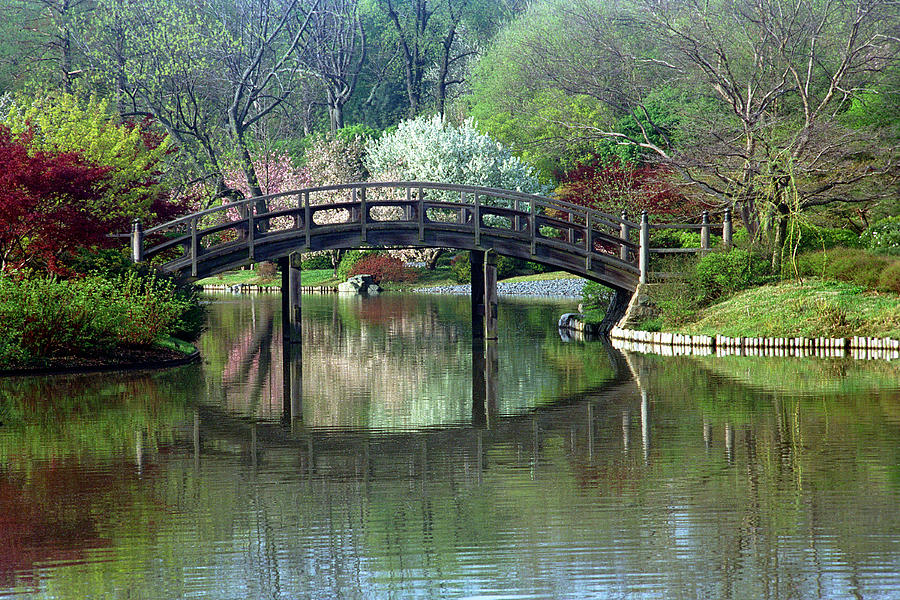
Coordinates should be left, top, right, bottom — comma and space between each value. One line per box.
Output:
282, 339, 303, 427
471, 337, 498, 429
484, 251, 498, 340
471, 250, 485, 339
279, 256, 302, 343
470, 250, 497, 339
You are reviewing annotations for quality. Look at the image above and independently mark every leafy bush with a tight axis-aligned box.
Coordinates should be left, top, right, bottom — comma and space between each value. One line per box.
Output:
348, 255, 417, 284
580, 281, 614, 323
860, 216, 900, 256
650, 229, 704, 249
784, 222, 861, 253
301, 252, 333, 270
879, 262, 900, 293
450, 253, 471, 283
798, 247, 899, 292
0, 273, 201, 367
694, 249, 773, 303
0, 124, 118, 275
337, 249, 381, 281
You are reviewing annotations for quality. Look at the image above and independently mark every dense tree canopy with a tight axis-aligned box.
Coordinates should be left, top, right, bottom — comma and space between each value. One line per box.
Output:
0, 0, 896, 266
469, 0, 899, 263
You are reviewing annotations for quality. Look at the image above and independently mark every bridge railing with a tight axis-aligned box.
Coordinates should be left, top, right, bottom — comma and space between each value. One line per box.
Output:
128, 181, 655, 285
644, 209, 734, 281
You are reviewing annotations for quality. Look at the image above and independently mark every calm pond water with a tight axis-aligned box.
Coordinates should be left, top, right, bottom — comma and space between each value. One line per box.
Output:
0, 293, 899, 599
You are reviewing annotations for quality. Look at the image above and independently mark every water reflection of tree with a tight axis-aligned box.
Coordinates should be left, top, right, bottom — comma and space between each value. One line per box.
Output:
0, 370, 200, 591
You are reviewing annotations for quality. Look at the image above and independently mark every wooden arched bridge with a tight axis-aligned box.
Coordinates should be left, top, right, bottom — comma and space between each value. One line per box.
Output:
129, 181, 732, 336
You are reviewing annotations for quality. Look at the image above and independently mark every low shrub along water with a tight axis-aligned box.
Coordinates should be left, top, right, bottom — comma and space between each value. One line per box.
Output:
0, 273, 201, 367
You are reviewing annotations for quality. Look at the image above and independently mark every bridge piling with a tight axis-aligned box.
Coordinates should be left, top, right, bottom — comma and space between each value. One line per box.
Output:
279, 256, 302, 343
484, 251, 498, 340
471, 251, 485, 339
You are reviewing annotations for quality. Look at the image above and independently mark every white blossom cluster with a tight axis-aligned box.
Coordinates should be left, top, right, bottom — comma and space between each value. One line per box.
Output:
365, 115, 547, 201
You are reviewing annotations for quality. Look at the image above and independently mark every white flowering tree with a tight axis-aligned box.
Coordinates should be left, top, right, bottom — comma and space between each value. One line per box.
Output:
366, 115, 545, 195
365, 115, 546, 269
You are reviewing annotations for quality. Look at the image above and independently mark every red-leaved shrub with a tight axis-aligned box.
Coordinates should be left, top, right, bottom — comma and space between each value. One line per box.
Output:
556, 160, 701, 221
348, 255, 418, 284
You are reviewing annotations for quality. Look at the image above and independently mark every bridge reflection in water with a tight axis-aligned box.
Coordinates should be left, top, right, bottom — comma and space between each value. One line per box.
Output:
196, 293, 662, 475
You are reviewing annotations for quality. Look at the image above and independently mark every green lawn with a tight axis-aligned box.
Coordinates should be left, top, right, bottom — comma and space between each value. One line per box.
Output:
196, 268, 339, 288
675, 279, 900, 338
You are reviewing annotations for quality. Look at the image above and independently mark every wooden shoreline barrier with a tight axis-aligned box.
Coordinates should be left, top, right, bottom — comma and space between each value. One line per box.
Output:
200, 284, 336, 294
608, 326, 900, 361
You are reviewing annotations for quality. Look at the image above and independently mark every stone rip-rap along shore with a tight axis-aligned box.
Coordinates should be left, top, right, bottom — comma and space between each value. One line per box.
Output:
415, 278, 586, 298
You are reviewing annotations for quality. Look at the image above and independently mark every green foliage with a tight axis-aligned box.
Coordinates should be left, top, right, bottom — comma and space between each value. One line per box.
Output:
334, 123, 380, 144
784, 223, 861, 253
0, 273, 201, 367
301, 252, 334, 270
450, 252, 471, 283
694, 249, 773, 303
798, 248, 900, 293
337, 249, 382, 281
580, 281, 613, 324
651, 229, 703, 249
5, 93, 171, 220
860, 216, 900, 256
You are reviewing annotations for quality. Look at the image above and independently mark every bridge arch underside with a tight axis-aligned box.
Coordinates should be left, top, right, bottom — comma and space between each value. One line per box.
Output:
162, 225, 637, 294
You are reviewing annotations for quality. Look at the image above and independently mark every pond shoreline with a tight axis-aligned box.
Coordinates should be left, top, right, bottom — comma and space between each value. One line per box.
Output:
0, 345, 200, 378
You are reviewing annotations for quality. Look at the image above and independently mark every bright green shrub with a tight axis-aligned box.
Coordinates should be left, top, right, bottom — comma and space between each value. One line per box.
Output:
0, 273, 200, 367
860, 216, 900, 256
581, 281, 613, 323
450, 253, 471, 283
651, 229, 703, 249
785, 223, 861, 252
5, 93, 171, 220
301, 252, 333, 270
694, 249, 772, 303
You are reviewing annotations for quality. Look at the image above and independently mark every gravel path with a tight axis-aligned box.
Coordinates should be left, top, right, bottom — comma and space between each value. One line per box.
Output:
414, 278, 586, 299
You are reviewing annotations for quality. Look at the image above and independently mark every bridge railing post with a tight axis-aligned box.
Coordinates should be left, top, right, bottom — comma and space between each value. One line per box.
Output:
474, 192, 481, 247
701, 210, 710, 252
620, 210, 630, 263
723, 208, 733, 250
418, 186, 425, 242
248, 202, 256, 261
639, 211, 650, 284
131, 219, 143, 263
190, 216, 199, 277
529, 197, 536, 256
304, 191, 311, 248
